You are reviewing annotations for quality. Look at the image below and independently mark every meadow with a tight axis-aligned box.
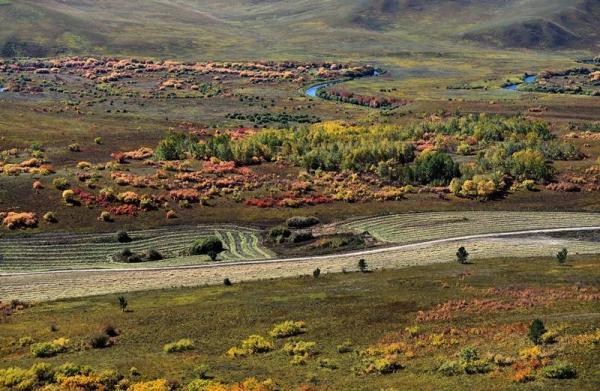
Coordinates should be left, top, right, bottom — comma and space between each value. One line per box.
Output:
1, 255, 599, 390
0, 1, 598, 389
2, 227, 599, 302
0, 225, 272, 272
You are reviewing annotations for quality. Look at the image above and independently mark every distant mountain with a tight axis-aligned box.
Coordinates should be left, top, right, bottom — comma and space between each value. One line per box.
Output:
0, 0, 597, 59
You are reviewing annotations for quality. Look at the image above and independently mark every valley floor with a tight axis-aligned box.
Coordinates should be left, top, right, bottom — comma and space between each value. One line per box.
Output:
1, 256, 598, 390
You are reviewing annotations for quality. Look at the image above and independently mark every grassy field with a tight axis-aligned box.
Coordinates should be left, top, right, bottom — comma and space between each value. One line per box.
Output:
1, 211, 598, 273
0, 1, 598, 389
337, 211, 600, 243
0, 0, 597, 60
1, 229, 599, 302
1, 255, 598, 390
0, 225, 272, 272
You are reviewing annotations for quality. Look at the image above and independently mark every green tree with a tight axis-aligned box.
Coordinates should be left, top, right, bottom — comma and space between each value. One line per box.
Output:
413, 151, 460, 185
191, 236, 225, 261
509, 149, 552, 181
556, 248, 568, 264
358, 259, 368, 273
313, 268, 321, 278
116, 230, 131, 243
456, 246, 469, 264
528, 319, 546, 345
117, 296, 128, 312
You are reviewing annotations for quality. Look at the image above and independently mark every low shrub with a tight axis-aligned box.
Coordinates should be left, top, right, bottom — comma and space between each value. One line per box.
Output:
438, 360, 462, 376
282, 340, 316, 356
318, 358, 338, 370
463, 360, 492, 374
227, 335, 274, 357
337, 340, 354, 353
102, 324, 119, 337
68, 143, 81, 152
541, 330, 559, 344
519, 346, 544, 360
459, 346, 479, 362
541, 362, 576, 379
405, 325, 421, 338
117, 230, 132, 243
269, 321, 306, 338
268, 226, 291, 243
286, 216, 320, 229
54, 362, 93, 378
290, 231, 314, 243
30, 338, 69, 357
126, 254, 143, 263
97, 369, 123, 389
90, 334, 110, 349
290, 354, 307, 365
163, 339, 195, 353
489, 353, 514, 367
145, 248, 163, 261
0, 367, 36, 390
62, 189, 76, 204
511, 367, 535, 383
2, 212, 38, 230
43, 211, 57, 223
52, 177, 70, 190
364, 356, 404, 374
191, 364, 211, 380
129, 379, 170, 391
188, 379, 221, 391
17, 336, 34, 347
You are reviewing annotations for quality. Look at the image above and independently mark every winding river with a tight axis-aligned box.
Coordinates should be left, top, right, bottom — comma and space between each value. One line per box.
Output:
305, 69, 381, 98
503, 75, 537, 91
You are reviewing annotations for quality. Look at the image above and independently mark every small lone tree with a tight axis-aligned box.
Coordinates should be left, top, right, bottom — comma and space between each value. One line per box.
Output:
191, 236, 225, 261
117, 296, 128, 312
313, 267, 321, 278
456, 246, 469, 264
117, 230, 131, 243
528, 318, 546, 345
358, 259, 368, 273
556, 248, 568, 264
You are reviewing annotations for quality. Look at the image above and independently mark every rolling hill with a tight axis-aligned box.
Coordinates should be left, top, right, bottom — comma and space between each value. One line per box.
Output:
0, 0, 597, 59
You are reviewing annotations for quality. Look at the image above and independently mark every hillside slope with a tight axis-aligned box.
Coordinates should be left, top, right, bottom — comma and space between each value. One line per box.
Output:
0, 0, 597, 59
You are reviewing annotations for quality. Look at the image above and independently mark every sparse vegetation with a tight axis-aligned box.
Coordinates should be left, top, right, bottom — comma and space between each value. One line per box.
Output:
163, 339, 195, 353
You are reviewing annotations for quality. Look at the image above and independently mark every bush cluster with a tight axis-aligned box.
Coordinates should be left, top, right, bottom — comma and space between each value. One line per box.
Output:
163, 339, 195, 353
269, 321, 306, 338
30, 338, 69, 358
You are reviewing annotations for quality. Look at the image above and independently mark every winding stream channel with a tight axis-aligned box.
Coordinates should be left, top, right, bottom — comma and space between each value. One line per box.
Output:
503, 75, 537, 91
305, 69, 381, 98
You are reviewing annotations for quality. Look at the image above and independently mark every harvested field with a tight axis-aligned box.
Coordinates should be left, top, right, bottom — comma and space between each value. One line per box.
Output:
2, 231, 599, 302
0, 225, 273, 272
337, 211, 600, 243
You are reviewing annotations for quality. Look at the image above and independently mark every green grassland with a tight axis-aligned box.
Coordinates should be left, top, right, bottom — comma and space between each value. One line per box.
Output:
0, 0, 598, 60
1, 255, 599, 390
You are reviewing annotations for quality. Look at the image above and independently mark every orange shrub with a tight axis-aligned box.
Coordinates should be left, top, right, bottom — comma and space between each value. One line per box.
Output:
117, 191, 141, 204
1, 212, 38, 229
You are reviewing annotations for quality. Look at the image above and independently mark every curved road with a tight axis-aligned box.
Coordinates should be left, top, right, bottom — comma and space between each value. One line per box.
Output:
2, 226, 598, 277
